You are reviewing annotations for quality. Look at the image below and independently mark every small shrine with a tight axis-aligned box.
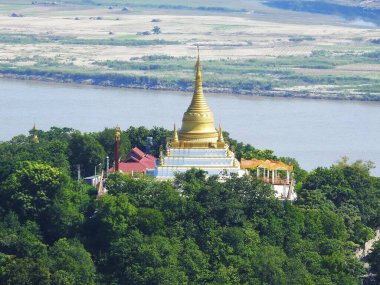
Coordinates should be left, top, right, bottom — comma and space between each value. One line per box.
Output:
240, 158, 296, 200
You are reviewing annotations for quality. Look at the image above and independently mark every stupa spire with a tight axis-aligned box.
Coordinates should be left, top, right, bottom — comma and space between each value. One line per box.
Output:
179, 46, 218, 142
186, 46, 211, 113
31, 122, 39, 144
173, 123, 178, 142
217, 123, 224, 143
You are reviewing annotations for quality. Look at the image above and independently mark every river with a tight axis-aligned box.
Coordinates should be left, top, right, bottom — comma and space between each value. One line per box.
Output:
1, 78, 379, 176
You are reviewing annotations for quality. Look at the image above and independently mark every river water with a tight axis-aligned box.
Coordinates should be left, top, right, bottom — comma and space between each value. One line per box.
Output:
1, 78, 379, 176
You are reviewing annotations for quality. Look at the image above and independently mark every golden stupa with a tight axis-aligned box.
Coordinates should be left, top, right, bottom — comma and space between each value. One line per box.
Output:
178, 49, 218, 143
152, 48, 294, 197
169, 48, 224, 149
153, 48, 243, 179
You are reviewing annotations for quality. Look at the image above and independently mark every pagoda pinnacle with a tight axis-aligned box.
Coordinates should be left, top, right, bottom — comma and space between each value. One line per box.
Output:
186, 46, 211, 113
178, 47, 218, 142
173, 123, 178, 142
217, 123, 224, 143
115, 126, 121, 140
31, 122, 39, 144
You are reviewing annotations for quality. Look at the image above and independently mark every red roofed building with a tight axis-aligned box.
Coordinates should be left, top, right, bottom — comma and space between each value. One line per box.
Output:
110, 147, 157, 177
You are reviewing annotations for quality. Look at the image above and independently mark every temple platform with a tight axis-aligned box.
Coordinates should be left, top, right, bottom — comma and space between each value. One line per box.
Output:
154, 146, 244, 179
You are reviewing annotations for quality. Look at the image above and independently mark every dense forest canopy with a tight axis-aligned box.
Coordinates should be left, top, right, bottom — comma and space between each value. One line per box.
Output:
0, 126, 379, 284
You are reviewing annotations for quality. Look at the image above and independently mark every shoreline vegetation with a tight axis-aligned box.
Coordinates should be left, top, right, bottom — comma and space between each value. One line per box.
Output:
0, 71, 380, 102
1, 69, 379, 102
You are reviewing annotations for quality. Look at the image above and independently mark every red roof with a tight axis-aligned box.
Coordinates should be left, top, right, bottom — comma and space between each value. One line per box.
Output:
132, 147, 145, 158
109, 147, 156, 174
139, 155, 156, 169
119, 162, 148, 172
109, 162, 147, 173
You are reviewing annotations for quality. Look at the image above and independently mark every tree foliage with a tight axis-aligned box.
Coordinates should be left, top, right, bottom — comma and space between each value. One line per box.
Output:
0, 127, 378, 284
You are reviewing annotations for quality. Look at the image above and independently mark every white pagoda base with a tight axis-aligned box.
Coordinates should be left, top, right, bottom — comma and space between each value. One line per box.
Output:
153, 146, 245, 180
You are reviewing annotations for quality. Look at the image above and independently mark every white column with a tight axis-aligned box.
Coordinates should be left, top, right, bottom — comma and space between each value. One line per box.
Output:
272, 170, 274, 184
257, 168, 259, 178
286, 171, 290, 184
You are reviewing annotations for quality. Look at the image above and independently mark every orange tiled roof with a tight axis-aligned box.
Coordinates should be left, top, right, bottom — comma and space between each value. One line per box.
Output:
241, 158, 293, 171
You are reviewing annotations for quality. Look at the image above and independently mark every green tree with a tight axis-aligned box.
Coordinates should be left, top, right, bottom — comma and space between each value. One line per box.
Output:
109, 233, 187, 285
179, 238, 210, 283
284, 258, 314, 285
51, 270, 75, 285
87, 194, 136, 249
125, 126, 170, 156
321, 209, 348, 241
33, 139, 71, 174
125, 126, 150, 152
49, 238, 96, 285
68, 132, 106, 177
45, 185, 89, 242
0, 256, 50, 285
368, 241, 380, 283
252, 245, 287, 285
92, 127, 131, 164
0, 135, 34, 181
134, 208, 165, 235
0, 161, 66, 222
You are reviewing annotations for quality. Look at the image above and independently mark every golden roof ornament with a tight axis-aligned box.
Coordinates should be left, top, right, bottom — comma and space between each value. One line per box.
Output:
115, 126, 121, 139
178, 46, 218, 142
159, 150, 164, 166
217, 123, 224, 143
173, 123, 178, 142
32, 134, 39, 144
31, 122, 39, 144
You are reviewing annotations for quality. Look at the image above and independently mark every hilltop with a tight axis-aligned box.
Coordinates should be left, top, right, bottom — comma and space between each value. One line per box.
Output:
0, 126, 379, 284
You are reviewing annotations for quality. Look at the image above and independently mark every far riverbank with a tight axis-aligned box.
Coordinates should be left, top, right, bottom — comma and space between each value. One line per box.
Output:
1, 71, 379, 102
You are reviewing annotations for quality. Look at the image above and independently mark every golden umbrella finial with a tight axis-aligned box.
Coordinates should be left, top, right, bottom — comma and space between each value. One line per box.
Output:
217, 123, 224, 143
31, 122, 39, 144
195, 45, 201, 76
173, 123, 178, 142
115, 125, 121, 139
